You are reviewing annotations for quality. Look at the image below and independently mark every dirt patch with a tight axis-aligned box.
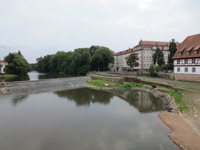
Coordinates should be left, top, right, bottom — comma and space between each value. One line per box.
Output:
159, 112, 200, 150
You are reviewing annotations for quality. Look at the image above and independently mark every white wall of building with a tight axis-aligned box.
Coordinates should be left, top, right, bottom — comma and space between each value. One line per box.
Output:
174, 66, 200, 74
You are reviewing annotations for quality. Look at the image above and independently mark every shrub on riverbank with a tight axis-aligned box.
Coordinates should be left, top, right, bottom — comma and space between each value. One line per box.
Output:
157, 89, 187, 111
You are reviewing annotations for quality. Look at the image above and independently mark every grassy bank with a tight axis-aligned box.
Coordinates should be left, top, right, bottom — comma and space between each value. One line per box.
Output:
157, 89, 187, 112
0, 74, 18, 78
88, 80, 143, 88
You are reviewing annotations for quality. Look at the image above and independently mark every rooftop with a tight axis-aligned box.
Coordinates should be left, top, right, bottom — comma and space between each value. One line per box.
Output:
173, 33, 200, 59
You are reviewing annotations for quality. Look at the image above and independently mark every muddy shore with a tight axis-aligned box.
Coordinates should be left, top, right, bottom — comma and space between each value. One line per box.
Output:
82, 82, 200, 150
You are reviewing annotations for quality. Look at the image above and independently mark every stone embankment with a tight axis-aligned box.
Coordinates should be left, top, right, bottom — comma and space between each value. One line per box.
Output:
0, 76, 92, 95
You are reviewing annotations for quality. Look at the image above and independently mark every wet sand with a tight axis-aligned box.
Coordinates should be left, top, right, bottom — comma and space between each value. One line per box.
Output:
159, 112, 200, 150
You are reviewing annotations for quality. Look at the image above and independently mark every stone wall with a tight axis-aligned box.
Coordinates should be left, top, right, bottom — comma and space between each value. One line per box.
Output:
174, 73, 200, 82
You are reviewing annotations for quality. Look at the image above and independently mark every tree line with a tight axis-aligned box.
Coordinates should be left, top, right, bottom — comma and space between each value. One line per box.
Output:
35, 45, 114, 75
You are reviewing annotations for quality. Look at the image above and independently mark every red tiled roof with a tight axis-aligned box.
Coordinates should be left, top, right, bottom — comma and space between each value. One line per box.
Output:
186, 46, 193, 52
140, 41, 181, 47
194, 45, 200, 50
0, 60, 6, 63
113, 40, 181, 56
173, 33, 200, 59
113, 48, 133, 56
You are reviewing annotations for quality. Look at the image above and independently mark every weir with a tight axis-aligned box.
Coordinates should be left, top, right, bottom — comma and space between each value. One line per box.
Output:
0, 76, 92, 95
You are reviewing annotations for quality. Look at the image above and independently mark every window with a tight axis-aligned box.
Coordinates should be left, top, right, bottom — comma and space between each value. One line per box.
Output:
177, 60, 180, 64
144, 51, 145, 54
192, 68, 196, 72
177, 68, 180, 72
150, 51, 151, 54
179, 52, 181, 56
144, 57, 146, 60
147, 64, 149, 67
147, 51, 148, 54
185, 59, 188, 64
147, 57, 148, 61
194, 50, 197, 54
144, 64, 146, 67
192, 59, 195, 63
185, 68, 188, 72
186, 51, 189, 55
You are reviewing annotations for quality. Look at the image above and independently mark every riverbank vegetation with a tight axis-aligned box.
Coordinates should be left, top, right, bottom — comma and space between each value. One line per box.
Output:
4, 51, 31, 75
157, 89, 187, 112
35, 45, 114, 75
88, 80, 143, 88
0, 74, 18, 78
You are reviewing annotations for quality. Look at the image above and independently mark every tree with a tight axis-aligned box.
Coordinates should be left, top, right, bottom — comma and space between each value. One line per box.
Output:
89, 45, 100, 57
4, 52, 31, 75
153, 48, 165, 66
148, 64, 158, 77
126, 52, 139, 68
72, 48, 91, 75
168, 39, 177, 70
90, 46, 114, 71
126, 52, 139, 75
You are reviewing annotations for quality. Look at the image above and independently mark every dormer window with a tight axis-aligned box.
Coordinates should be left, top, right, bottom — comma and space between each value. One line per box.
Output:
194, 50, 197, 54
179, 52, 181, 56
186, 51, 189, 55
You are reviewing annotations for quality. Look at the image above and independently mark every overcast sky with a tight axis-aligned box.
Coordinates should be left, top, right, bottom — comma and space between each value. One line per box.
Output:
0, 0, 199, 63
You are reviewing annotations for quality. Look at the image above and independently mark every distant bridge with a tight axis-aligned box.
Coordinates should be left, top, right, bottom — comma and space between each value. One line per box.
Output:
0, 76, 91, 94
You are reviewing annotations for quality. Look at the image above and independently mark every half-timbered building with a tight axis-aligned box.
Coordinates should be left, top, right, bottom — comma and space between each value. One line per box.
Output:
173, 33, 200, 81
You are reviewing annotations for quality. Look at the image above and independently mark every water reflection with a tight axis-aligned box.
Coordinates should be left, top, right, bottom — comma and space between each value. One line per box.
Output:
54, 88, 113, 106
110, 89, 168, 113
0, 88, 179, 150
54, 88, 168, 112
12, 95, 29, 106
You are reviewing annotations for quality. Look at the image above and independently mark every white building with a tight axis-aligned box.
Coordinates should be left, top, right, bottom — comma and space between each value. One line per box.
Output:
173, 33, 200, 81
0, 60, 8, 74
113, 40, 181, 72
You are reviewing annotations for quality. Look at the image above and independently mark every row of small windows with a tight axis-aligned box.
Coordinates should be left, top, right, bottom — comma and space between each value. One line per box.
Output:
177, 67, 196, 72
177, 59, 196, 64
179, 50, 198, 56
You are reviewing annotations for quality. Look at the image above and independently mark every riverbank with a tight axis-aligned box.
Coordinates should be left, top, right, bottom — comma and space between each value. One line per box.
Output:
0, 74, 18, 78
82, 79, 200, 150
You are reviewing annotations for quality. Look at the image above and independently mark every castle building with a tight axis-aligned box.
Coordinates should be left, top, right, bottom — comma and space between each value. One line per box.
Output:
113, 40, 181, 72
173, 33, 200, 81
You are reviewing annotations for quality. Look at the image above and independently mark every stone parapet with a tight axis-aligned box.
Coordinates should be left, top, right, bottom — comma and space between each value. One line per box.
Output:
175, 73, 200, 82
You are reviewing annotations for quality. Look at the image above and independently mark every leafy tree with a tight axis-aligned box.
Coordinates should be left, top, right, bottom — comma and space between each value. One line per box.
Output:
30, 63, 38, 71
153, 48, 165, 66
148, 64, 158, 77
90, 46, 114, 71
89, 45, 100, 57
72, 48, 91, 75
4, 52, 31, 75
126, 52, 139, 68
168, 39, 177, 70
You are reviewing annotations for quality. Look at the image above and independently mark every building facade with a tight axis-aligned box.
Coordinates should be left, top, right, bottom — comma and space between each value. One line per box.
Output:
0, 60, 8, 74
113, 40, 181, 72
173, 33, 200, 81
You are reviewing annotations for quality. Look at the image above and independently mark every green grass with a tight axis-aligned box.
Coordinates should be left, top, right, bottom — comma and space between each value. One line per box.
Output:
118, 82, 143, 88
157, 89, 188, 112
88, 80, 143, 88
88, 80, 118, 88
0, 74, 18, 78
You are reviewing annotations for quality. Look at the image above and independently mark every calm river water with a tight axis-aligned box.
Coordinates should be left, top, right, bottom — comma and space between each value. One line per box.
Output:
0, 87, 180, 150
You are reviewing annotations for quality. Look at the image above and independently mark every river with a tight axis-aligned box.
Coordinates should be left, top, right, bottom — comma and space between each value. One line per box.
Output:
0, 72, 180, 149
